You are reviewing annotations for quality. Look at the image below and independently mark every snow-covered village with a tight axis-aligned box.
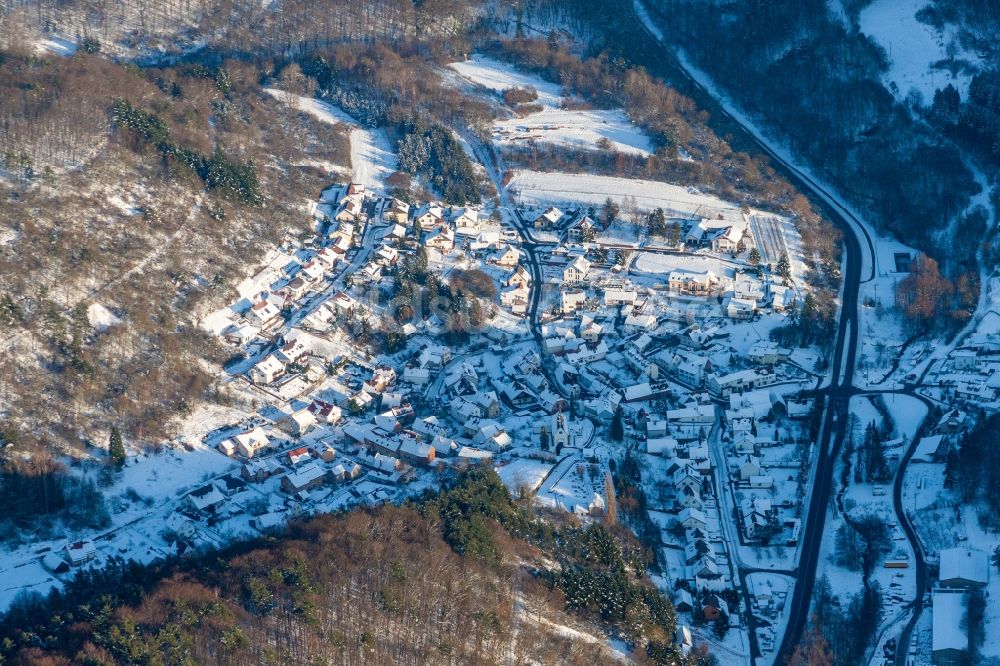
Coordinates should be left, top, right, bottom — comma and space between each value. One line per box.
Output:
1, 6, 999, 665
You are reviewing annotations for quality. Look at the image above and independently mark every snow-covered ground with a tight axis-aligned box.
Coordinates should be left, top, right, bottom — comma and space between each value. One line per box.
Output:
87, 302, 122, 332
448, 56, 654, 156
264, 88, 398, 193
509, 170, 733, 217
859, 0, 983, 102
34, 36, 77, 57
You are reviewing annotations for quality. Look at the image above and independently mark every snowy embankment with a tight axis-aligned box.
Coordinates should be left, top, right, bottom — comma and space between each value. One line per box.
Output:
447, 56, 654, 156
508, 170, 734, 217
264, 88, 398, 193
858, 0, 982, 101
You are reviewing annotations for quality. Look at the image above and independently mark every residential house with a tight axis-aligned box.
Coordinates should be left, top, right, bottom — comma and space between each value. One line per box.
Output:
452, 207, 479, 229
335, 195, 364, 223
308, 399, 343, 424
603, 288, 637, 307
376, 245, 399, 266
64, 541, 97, 566
533, 206, 563, 229
246, 299, 282, 328
490, 245, 520, 268
710, 223, 745, 253
398, 439, 436, 467
214, 475, 248, 499
738, 454, 762, 481
725, 297, 757, 320
249, 355, 285, 385
186, 484, 225, 513
741, 496, 776, 542
708, 368, 779, 398
279, 409, 317, 437
280, 461, 327, 494
231, 428, 270, 459
274, 338, 309, 365
414, 204, 444, 230
701, 594, 729, 621
668, 271, 716, 296
563, 256, 591, 284
241, 457, 283, 482
287, 447, 313, 466
624, 313, 658, 333
224, 322, 259, 346
748, 341, 791, 365
678, 507, 707, 531
566, 215, 595, 242
424, 226, 455, 251
560, 288, 586, 314
507, 265, 531, 289
383, 198, 410, 224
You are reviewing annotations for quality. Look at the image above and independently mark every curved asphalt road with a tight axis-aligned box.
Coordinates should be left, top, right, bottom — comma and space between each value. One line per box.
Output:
622, 4, 911, 661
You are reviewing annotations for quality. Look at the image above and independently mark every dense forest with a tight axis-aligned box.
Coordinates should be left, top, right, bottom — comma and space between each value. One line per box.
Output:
949, 412, 1000, 528
0, 470, 702, 665
644, 0, 985, 261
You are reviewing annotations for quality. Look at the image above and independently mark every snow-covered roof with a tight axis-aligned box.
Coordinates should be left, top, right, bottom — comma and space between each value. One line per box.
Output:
932, 592, 969, 653
939, 548, 989, 586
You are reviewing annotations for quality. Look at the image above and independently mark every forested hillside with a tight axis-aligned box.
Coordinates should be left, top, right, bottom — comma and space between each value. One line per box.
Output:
638, 0, 995, 274
0, 470, 702, 665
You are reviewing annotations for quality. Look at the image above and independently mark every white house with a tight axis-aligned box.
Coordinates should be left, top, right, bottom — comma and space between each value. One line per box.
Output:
490, 245, 520, 268
187, 484, 226, 513
534, 206, 563, 229
246, 299, 281, 328
603, 288, 637, 307
414, 204, 444, 230
231, 428, 270, 459
64, 541, 97, 566
278, 409, 318, 437
725, 297, 757, 320
708, 368, 779, 398
424, 226, 455, 252
274, 338, 309, 364
452, 207, 479, 228
560, 288, 586, 314
224, 322, 259, 346
624, 313, 657, 333
738, 454, 762, 480
249, 355, 285, 385
668, 271, 716, 296
563, 256, 591, 284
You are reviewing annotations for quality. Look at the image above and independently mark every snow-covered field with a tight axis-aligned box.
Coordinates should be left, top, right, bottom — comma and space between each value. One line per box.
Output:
496, 458, 552, 495
34, 36, 77, 57
264, 88, 398, 193
448, 56, 654, 156
859, 0, 982, 101
631, 252, 737, 279
509, 170, 733, 217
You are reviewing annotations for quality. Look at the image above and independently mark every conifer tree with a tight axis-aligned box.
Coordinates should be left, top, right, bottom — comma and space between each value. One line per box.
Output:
109, 427, 126, 466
